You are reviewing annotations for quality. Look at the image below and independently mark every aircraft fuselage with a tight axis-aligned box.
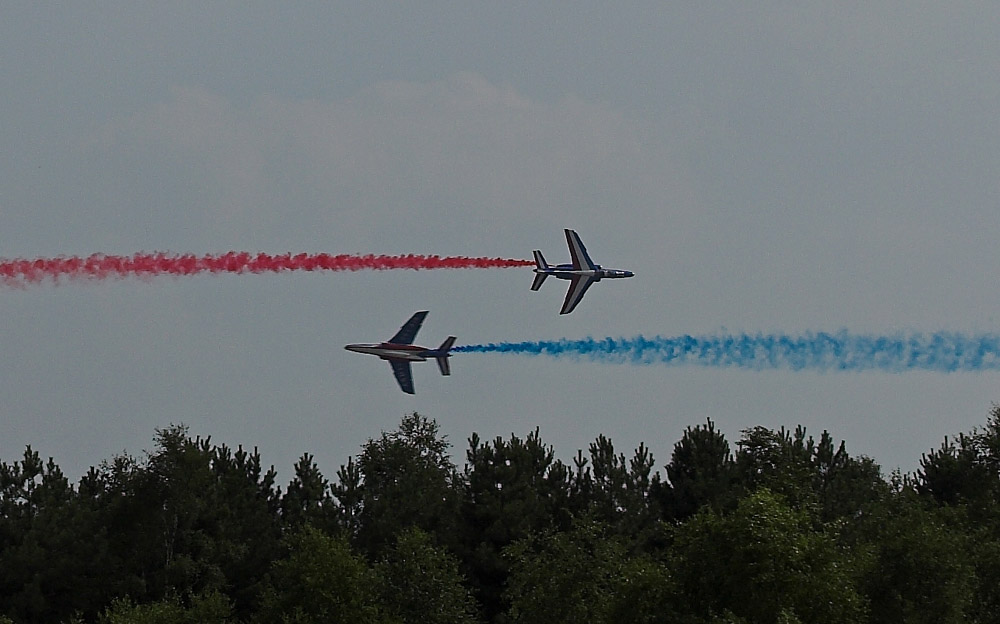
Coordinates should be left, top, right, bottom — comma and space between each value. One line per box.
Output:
344, 342, 451, 362
535, 264, 634, 281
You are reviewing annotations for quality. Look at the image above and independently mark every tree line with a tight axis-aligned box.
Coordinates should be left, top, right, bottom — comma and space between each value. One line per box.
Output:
2, 407, 1000, 623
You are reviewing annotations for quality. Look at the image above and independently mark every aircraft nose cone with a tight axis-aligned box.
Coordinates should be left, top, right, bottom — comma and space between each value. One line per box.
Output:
625, 271, 634, 277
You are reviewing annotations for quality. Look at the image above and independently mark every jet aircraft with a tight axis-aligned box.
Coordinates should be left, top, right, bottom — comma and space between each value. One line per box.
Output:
344, 311, 455, 394
531, 229, 634, 314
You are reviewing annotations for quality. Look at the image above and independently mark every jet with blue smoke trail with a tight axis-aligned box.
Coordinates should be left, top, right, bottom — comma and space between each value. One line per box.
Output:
454, 331, 1000, 373
345, 311, 456, 394
530, 229, 634, 314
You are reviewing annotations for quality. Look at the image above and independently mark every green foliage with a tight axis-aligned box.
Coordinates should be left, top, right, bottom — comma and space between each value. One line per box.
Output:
5, 408, 1000, 623
376, 527, 477, 624
354, 413, 461, 555
503, 519, 678, 624
0, 446, 113, 623
459, 428, 574, 620
0, 424, 283, 623
98, 591, 233, 624
255, 525, 386, 624
735, 425, 884, 521
852, 490, 975, 624
671, 488, 865, 623
658, 418, 737, 521
120, 425, 282, 616
281, 452, 336, 531
503, 520, 629, 623
602, 554, 678, 624
917, 404, 1000, 511
331, 455, 363, 534
917, 433, 988, 505
915, 405, 1000, 623
583, 435, 659, 539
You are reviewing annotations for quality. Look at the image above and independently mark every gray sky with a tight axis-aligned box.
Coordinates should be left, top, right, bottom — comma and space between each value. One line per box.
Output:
3, 4, 1000, 480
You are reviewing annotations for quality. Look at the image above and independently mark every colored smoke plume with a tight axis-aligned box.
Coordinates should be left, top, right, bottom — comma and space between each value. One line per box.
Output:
0, 252, 534, 287
455, 331, 1000, 373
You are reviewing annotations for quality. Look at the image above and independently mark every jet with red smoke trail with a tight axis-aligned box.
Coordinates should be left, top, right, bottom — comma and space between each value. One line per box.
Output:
344, 311, 455, 394
530, 229, 634, 314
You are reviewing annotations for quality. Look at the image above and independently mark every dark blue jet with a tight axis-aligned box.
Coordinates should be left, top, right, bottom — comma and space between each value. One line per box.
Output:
531, 229, 634, 314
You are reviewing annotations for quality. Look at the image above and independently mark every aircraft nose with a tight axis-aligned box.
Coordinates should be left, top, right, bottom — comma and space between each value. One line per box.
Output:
625, 271, 634, 277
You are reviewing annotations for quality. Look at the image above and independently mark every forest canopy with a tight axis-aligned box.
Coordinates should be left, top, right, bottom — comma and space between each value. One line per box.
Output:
3, 407, 1000, 623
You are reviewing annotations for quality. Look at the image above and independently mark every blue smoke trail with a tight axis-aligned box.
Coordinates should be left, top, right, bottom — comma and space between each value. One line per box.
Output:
453, 331, 1000, 372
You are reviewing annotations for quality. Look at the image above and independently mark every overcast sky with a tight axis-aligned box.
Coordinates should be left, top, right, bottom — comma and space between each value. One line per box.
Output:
3, 4, 1000, 480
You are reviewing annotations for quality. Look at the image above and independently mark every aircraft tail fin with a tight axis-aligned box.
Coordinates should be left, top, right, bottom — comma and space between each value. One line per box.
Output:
531, 250, 548, 290
436, 336, 456, 376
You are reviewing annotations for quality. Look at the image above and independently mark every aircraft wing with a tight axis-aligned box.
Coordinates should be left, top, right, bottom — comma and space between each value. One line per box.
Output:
565, 229, 597, 270
389, 359, 416, 394
560, 275, 597, 315
389, 311, 428, 345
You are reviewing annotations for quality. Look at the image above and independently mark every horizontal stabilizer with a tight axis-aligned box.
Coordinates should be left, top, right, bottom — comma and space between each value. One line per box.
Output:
436, 356, 451, 376
531, 251, 548, 291
437, 336, 455, 376
531, 272, 547, 291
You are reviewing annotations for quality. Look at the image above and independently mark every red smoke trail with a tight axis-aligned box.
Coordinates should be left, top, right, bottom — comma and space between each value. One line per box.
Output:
0, 252, 535, 287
